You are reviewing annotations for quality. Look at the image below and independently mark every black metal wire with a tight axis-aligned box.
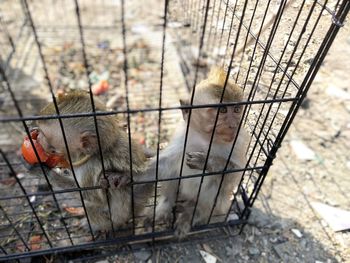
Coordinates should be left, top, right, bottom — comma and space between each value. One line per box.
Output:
190, 0, 249, 227
73, 0, 115, 233
248, 0, 350, 208
22, 0, 95, 240
0, 204, 30, 251
221, 0, 239, 67
120, 0, 136, 234
0, 149, 52, 247
0, 245, 7, 255
244, 0, 325, 194
241, 0, 310, 191
223, 0, 290, 222
0, 165, 263, 203
208, 0, 224, 56
0, 98, 298, 123
235, 0, 260, 82
152, 0, 169, 234
243, 0, 349, 217
172, 0, 211, 228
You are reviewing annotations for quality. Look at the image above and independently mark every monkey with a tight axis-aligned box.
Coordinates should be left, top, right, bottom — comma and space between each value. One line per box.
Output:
144, 67, 249, 238
32, 90, 153, 234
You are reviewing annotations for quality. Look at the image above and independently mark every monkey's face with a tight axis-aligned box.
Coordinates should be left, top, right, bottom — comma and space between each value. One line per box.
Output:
35, 122, 83, 159
192, 105, 243, 144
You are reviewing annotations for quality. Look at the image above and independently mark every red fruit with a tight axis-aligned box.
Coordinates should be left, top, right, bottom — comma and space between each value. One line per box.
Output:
21, 130, 69, 168
46, 154, 69, 168
21, 131, 49, 165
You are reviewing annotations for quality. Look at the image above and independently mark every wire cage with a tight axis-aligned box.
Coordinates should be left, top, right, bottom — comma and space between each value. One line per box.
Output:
0, 0, 349, 260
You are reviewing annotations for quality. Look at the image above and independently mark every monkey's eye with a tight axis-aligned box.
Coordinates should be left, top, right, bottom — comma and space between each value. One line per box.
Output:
233, 106, 241, 113
219, 106, 227, 113
48, 146, 58, 154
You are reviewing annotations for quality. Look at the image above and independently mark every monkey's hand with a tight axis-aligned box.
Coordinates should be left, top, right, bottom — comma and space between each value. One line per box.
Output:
186, 151, 215, 172
186, 151, 234, 173
99, 172, 131, 189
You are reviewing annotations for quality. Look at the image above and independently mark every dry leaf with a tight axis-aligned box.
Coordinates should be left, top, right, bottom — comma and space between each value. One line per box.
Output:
0, 177, 16, 186
16, 243, 26, 252
64, 207, 85, 215
29, 235, 42, 251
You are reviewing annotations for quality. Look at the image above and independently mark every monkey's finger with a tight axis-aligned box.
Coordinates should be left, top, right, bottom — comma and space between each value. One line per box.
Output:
99, 178, 109, 189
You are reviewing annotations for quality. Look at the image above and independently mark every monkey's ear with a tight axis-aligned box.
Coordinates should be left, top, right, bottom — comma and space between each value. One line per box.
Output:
80, 131, 98, 154
179, 99, 190, 120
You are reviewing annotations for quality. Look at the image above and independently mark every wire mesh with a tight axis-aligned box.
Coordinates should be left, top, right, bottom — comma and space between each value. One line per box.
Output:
0, 0, 348, 260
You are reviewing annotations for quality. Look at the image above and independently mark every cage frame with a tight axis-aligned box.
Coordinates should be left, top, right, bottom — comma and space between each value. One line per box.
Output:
0, 0, 349, 260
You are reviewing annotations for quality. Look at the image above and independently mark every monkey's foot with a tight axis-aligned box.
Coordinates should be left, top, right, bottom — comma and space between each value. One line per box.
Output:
186, 151, 206, 170
174, 215, 191, 240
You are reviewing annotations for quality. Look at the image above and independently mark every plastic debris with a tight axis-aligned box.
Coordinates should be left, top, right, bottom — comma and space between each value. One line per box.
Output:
311, 202, 350, 232
290, 140, 316, 160
199, 250, 217, 263
168, 22, 183, 28
326, 86, 350, 100
92, 80, 109, 95
291, 228, 303, 238
97, 40, 110, 49
131, 24, 150, 34
30, 195, 36, 203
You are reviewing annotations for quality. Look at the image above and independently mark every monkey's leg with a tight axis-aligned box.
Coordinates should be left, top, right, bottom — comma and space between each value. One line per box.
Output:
174, 200, 198, 239
139, 155, 180, 228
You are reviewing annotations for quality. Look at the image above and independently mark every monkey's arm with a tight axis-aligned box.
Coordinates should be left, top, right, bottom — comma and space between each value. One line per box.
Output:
186, 151, 239, 173
48, 168, 78, 189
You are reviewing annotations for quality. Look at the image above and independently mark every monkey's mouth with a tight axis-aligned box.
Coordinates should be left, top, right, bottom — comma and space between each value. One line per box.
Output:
217, 128, 237, 142
21, 129, 69, 168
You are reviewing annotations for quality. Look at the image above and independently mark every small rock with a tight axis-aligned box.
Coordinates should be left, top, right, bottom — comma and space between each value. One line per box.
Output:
273, 242, 291, 260
290, 139, 316, 160
247, 235, 254, 243
300, 239, 307, 248
226, 240, 242, 257
326, 86, 350, 100
304, 58, 314, 65
247, 208, 271, 228
134, 250, 152, 261
248, 247, 260, 256
300, 97, 311, 109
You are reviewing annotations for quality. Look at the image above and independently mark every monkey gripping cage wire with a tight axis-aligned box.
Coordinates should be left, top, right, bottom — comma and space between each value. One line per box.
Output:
0, 0, 349, 260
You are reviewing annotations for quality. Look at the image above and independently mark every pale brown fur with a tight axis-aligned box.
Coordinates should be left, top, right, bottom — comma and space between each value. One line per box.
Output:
144, 67, 249, 238
35, 91, 152, 233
